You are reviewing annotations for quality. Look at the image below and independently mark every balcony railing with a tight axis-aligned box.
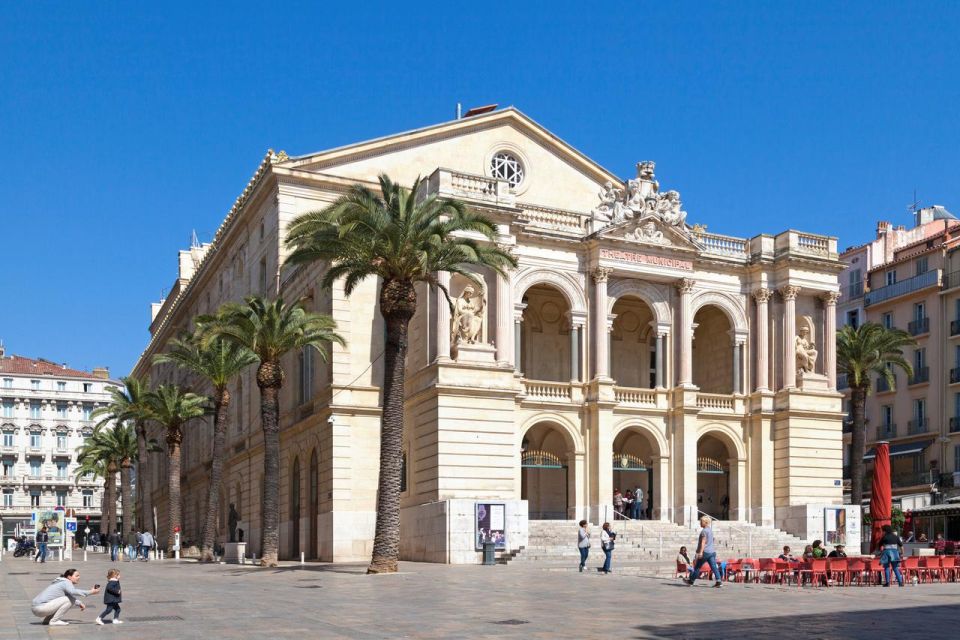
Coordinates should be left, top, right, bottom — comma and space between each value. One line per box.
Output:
876, 424, 897, 439
0, 476, 19, 485
523, 380, 573, 402
944, 270, 960, 290
865, 269, 940, 306
877, 377, 893, 393
844, 282, 865, 301
696, 393, 735, 411
908, 317, 930, 336
908, 418, 929, 435
951, 417, 960, 433
613, 387, 657, 406
910, 367, 930, 385
892, 471, 937, 488
695, 231, 748, 258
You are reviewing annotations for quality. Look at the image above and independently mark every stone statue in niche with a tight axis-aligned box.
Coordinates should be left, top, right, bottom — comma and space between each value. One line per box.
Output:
795, 316, 818, 374
228, 503, 239, 543
452, 285, 485, 345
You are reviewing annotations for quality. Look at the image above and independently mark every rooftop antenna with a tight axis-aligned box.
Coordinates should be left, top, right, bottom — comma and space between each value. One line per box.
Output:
908, 189, 921, 214
191, 229, 201, 248
456, 102, 462, 120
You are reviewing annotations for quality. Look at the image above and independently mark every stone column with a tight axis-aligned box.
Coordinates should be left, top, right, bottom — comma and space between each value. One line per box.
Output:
732, 342, 742, 395
568, 314, 585, 382
780, 286, 800, 389
436, 271, 451, 361
495, 269, 513, 366
675, 279, 696, 387
822, 291, 840, 390
513, 304, 526, 375
656, 333, 666, 388
592, 267, 613, 379
752, 289, 772, 392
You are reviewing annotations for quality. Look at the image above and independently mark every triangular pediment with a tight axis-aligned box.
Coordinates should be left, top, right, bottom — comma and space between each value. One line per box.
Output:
598, 214, 701, 252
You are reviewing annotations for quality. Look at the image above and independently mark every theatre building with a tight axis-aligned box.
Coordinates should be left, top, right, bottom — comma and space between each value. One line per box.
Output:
135, 107, 846, 562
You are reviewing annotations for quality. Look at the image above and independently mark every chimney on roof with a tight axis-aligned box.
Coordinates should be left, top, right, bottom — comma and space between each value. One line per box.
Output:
0, 340, 4, 358
92, 367, 110, 380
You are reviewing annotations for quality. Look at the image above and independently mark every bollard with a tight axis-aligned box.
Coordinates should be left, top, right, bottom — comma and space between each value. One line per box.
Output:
83, 550, 87, 562
300, 551, 305, 565
253, 553, 257, 564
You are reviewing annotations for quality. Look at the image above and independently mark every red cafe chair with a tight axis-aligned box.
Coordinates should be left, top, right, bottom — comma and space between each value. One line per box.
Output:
758, 558, 779, 584
920, 556, 941, 583
725, 559, 742, 583
776, 559, 794, 585
846, 558, 867, 586
827, 558, 848, 586
940, 555, 956, 582
739, 558, 760, 583
901, 556, 920, 584
863, 558, 883, 586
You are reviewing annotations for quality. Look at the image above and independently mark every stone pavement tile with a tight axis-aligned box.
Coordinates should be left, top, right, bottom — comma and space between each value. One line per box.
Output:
3, 554, 960, 638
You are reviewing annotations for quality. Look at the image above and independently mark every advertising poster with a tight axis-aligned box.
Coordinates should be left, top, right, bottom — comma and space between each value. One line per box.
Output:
824, 507, 846, 545
33, 509, 65, 547
475, 503, 507, 551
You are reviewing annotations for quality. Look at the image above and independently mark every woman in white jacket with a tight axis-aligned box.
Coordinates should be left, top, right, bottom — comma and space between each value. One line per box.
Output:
577, 520, 591, 572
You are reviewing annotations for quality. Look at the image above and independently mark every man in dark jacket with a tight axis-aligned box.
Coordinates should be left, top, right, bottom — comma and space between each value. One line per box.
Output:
35, 527, 49, 563
108, 530, 121, 562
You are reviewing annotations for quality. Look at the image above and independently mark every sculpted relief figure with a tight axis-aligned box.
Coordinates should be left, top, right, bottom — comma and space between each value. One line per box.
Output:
594, 181, 622, 222
452, 285, 485, 345
657, 190, 687, 227
795, 317, 818, 374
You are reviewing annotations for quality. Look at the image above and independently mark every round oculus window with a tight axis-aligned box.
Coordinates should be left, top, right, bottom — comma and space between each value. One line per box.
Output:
490, 151, 525, 188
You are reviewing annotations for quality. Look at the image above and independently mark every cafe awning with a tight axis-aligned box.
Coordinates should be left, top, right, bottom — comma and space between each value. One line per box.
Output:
864, 438, 935, 461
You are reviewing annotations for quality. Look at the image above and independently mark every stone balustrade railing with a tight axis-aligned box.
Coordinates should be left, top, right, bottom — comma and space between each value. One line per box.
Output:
422, 167, 515, 207
695, 231, 748, 257
523, 380, 573, 401
520, 204, 589, 235
796, 232, 830, 255
613, 386, 657, 406
695, 392, 735, 411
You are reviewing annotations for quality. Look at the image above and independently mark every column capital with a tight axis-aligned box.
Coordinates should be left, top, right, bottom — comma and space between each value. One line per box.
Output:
592, 266, 614, 283
752, 288, 773, 304
496, 242, 519, 268
675, 278, 696, 294
567, 310, 588, 329
513, 302, 527, 323
779, 285, 801, 301
820, 290, 840, 306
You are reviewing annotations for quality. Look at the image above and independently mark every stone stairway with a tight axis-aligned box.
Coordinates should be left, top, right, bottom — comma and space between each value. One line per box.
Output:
502, 519, 809, 576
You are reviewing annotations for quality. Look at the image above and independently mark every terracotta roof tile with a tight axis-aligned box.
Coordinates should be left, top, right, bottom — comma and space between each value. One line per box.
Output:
0, 355, 101, 380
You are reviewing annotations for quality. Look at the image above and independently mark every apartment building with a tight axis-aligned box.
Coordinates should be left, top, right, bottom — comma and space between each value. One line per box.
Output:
838, 206, 960, 509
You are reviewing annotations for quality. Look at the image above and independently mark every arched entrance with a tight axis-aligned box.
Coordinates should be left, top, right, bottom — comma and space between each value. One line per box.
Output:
521, 285, 573, 381
696, 432, 741, 520
611, 296, 657, 388
693, 305, 734, 393
309, 449, 318, 559
612, 426, 660, 519
290, 457, 301, 557
521, 421, 575, 519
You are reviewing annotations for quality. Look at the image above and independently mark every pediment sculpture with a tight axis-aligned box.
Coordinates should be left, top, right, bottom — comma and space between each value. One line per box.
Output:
592, 161, 688, 229
623, 219, 670, 245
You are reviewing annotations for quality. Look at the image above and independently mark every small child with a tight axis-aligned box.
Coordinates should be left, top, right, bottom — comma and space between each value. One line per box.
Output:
95, 569, 123, 625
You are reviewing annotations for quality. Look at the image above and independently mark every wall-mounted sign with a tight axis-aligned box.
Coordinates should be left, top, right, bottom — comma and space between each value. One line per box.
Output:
599, 248, 693, 271
475, 503, 506, 551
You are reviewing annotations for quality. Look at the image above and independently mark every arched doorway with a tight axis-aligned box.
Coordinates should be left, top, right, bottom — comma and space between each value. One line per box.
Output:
309, 449, 318, 559
693, 305, 734, 393
696, 433, 739, 520
612, 426, 660, 519
521, 422, 575, 519
611, 296, 657, 388
290, 457, 301, 557
521, 285, 573, 381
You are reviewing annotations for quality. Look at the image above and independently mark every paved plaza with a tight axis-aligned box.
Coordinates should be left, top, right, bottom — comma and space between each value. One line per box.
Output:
2, 553, 960, 639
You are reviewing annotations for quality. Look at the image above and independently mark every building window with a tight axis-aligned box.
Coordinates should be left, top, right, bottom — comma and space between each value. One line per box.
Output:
490, 151, 525, 187
916, 256, 929, 276
82, 383, 92, 393
1, 460, 13, 476
30, 402, 41, 419
400, 451, 408, 494
882, 313, 893, 329
30, 380, 40, 391
82, 490, 93, 508
1, 400, 12, 418
2, 430, 13, 447
56, 381, 66, 392
298, 347, 314, 406
30, 491, 41, 507
29, 460, 41, 476
914, 398, 926, 424
30, 432, 41, 448
915, 348, 926, 371
2, 490, 12, 507
82, 404, 92, 421
846, 310, 859, 329
2, 378, 11, 388
56, 403, 67, 418
56, 461, 67, 478
885, 270, 897, 286
55, 491, 67, 507
259, 257, 268, 295
56, 434, 67, 450
882, 405, 893, 427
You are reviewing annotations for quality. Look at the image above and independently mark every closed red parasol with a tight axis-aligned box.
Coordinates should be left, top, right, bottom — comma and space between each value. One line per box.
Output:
870, 441, 892, 552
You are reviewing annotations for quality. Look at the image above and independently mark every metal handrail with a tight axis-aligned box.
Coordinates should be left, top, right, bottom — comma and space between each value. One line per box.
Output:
695, 509, 753, 558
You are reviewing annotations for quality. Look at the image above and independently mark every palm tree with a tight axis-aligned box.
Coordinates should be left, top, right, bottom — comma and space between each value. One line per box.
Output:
197, 296, 343, 567
285, 174, 515, 573
74, 453, 109, 536
154, 329, 257, 561
93, 376, 153, 530
837, 322, 916, 507
143, 384, 208, 550
94, 423, 140, 537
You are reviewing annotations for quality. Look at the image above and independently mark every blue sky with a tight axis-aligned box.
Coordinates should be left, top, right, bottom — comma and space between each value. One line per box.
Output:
2, 1, 959, 376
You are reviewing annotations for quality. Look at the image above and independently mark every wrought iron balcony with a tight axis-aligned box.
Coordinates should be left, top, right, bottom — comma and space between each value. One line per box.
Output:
910, 367, 930, 385
908, 317, 930, 336
952, 417, 960, 433
908, 418, 929, 435
892, 470, 936, 488
876, 424, 897, 439
865, 269, 940, 306
944, 270, 960, 290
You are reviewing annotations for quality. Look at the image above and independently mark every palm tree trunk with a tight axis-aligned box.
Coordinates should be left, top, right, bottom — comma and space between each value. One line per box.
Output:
200, 391, 230, 562
167, 429, 183, 551
135, 421, 151, 531
258, 363, 282, 567
120, 461, 133, 540
369, 280, 416, 574
102, 474, 115, 538
849, 385, 868, 507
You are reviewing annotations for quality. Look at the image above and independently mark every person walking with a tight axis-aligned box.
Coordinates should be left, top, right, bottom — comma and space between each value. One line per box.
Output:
140, 530, 154, 561
633, 486, 644, 520
126, 528, 138, 562
108, 529, 121, 562
878, 524, 904, 587
31, 568, 100, 626
600, 522, 615, 574
34, 527, 49, 563
577, 520, 591, 572
684, 515, 722, 588
95, 568, 124, 625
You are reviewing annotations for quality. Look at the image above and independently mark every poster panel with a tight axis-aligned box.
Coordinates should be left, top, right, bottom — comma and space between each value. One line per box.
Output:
475, 503, 506, 551
824, 508, 846, 546
33, 509, 65, 547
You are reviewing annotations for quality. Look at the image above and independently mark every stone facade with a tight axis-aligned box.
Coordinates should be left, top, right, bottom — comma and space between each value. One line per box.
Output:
134, 107, 845, 563
0, 349, 116, 544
